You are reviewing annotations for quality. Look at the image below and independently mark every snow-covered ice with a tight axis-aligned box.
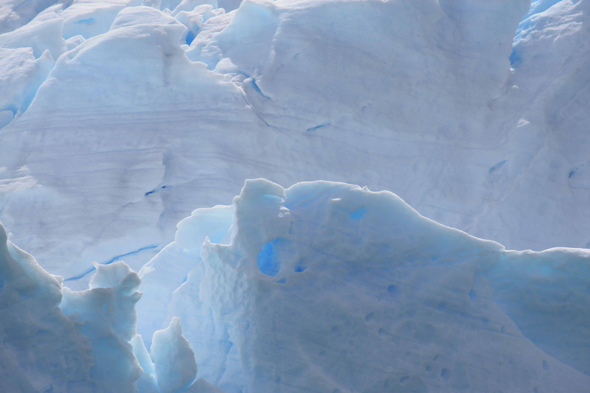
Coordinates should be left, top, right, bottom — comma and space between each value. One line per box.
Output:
60, 261, 144, 392
0, 0, 588, 286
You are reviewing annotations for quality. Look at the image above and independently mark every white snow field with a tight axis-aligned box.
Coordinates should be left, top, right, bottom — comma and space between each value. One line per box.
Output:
2, 179, 590, 392
0, 0, 589, 288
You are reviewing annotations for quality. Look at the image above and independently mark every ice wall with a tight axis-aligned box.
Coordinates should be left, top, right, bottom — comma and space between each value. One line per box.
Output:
138, 179, 590, 393
2, 0, 589, 286
2, 179, 590, 391
477, 0, 590, 250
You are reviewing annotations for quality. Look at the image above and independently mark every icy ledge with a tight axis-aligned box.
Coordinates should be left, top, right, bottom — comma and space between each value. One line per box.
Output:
2, 179, 590, 392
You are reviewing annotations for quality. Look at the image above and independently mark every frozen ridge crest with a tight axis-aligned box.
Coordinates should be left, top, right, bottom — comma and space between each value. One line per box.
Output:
1, 179, 590, 392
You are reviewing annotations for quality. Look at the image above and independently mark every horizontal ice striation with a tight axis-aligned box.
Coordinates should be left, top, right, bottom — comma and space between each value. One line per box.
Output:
137, 179, 590, 393
5, 0, 589, 286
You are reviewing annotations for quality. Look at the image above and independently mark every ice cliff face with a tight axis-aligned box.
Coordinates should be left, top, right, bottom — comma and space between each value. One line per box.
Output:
1, 0, 588, 286
2, 179, 590, 392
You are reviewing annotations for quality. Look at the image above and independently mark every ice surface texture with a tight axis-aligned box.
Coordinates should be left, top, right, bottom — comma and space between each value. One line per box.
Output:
0, 221, 97, 392
3, 179, 590, 392
140, 179, 590, 392
0, 219, 223, 392
1, 0, 589, 285
151, 317, 198, 393
60, 261, 144, 392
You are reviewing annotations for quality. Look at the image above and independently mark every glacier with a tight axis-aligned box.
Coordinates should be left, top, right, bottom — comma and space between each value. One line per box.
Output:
2, 178, 590, 392
0, 0, 588, 287
1, 0, 590, 391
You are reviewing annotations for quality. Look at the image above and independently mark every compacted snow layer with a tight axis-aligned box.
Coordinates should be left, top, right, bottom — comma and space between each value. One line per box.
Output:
2, 179, 590, 392
1, 0, 589, 285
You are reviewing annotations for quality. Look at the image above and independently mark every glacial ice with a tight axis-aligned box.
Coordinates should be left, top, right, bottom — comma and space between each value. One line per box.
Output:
2, 179, 590, 392
60, 261, 144, 392
0, 0, 588, 286
0, 0, 589, 391
151, 317, 198, 393
0, 217, 225, 392
0, 221, 97, 392
132, 178, 590, 392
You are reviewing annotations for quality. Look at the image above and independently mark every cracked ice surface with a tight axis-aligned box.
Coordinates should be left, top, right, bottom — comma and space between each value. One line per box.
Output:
1, 0, 589, 284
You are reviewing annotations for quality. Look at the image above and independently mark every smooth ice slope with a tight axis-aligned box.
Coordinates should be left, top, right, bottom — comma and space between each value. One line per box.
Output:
2, 0, 589, 285
138, 179, 590, 393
